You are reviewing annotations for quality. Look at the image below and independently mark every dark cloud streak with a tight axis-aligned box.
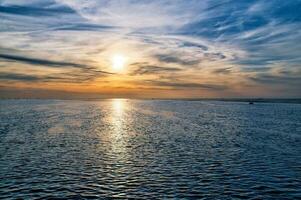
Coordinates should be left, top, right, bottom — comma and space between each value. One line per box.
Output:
212, 67, 232, 74
0, 72, 103, 83
0, 5, 75, 16
143, 80, 227, 90
130, 64, 182, 75
0, 53, 113, 74
155, 54, 200, 66
0, 53, 86, 68
249, 73, 301, 85
0, 72, 40, 81
53, 24, 114, 31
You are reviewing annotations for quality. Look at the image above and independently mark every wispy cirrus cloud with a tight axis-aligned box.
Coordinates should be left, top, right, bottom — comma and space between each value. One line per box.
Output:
141, 80, 228, 91
0, 3, 74, 17
0, 71, 105, 83
130, 62, 182, 75
56, 0, 207, 29
0, 53, 87, 68
0, 0, 300, 98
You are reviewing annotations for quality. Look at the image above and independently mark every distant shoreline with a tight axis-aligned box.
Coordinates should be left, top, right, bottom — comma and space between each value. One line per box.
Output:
1, 98, 301, 104
180, 98, 301, 104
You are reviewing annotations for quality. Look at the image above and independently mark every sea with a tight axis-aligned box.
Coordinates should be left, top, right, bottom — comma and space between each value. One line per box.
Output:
0, 99, 300, 199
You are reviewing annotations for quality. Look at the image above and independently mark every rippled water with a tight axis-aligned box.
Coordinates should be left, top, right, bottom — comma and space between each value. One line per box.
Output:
0, 99, 300, 199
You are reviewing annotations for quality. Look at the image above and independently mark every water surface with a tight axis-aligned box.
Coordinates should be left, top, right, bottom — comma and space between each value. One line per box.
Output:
0, 100, 301, 199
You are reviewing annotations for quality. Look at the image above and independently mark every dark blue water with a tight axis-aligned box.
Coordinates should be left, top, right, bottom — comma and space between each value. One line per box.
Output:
0, 99, 300, 199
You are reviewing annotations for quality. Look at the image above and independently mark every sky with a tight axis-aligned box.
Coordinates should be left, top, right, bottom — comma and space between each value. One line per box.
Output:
0, 0, 301, 99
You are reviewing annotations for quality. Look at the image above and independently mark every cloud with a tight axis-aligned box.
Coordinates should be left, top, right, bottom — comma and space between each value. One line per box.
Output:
249, 73, 301, 85
0, 53, 113, 74
0, 4, 75, 17
181, 41, 208, 51
0, 72, 41, 81
240, 67, 271, 72
0, 53, 86, 68
0, 71, 106, 83
53, 23, 114, 31
56, 0, 207, 29
154, 54, 200, 66
0, 0, 301, 97
130, 63, 182, 75
142, 80, 228, 91
212, 67, 232, 74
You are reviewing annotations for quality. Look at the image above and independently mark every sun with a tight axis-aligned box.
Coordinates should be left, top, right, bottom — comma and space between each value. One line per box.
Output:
112, 54, 126, 71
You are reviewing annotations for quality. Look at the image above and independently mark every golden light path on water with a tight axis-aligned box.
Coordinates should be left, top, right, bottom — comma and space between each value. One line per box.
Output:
109, 99, 129, 157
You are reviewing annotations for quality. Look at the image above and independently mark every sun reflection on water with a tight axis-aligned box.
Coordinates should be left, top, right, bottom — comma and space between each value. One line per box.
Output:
113, 98, 124, 118
109, 99, 129, 154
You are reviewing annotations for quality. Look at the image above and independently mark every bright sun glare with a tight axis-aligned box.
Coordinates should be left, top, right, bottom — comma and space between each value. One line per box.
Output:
112, 54, 126, 71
